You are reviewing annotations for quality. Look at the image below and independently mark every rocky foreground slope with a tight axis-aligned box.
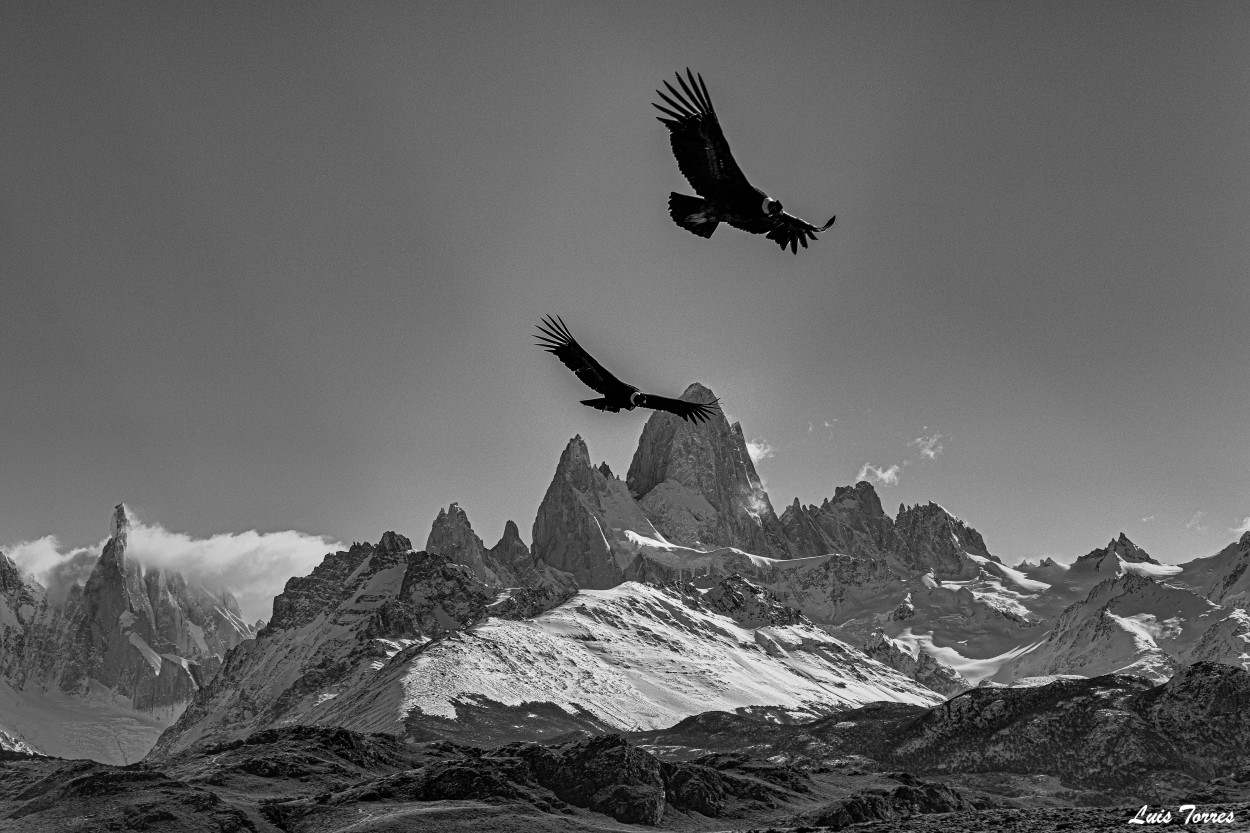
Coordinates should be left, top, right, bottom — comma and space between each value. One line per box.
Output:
5, 663, 1250, 832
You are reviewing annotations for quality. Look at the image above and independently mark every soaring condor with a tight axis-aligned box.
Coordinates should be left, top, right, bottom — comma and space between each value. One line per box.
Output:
654, 69, 836, 253
535, 315, 720, 424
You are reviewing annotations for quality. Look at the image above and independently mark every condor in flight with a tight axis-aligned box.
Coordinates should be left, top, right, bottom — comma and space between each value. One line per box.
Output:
654, 69, 836, 254
535, 315, 720, 424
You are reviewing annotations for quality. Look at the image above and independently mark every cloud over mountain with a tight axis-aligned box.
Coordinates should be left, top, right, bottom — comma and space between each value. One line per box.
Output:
7, 516, 342, 623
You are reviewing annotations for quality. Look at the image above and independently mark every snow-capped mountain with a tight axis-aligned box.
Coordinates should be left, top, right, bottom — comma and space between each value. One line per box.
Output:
7, 384, 1250, 769
0, 505, 254, 763
150, 531, 494, 758
151, 526, 943, 758
998, 537, 1250, 684
1169, 530, 1250, 607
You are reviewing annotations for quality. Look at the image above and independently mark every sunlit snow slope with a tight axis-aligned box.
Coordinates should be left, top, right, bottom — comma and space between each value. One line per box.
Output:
314, 582, 944, 740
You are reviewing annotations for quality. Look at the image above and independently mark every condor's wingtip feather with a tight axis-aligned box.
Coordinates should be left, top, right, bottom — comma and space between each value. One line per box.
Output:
661, 80, 697, 116
684, 68, 712, 112
656, 88, 695, 118
695, 72, 713, 110
675, 70, 698, 104
535, 314, 576, 349
816, 216, 837, 232
652, 102, 685, 122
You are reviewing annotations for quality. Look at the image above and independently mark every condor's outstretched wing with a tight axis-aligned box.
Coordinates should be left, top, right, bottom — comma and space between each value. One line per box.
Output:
653, 69, 753, 200
639, 392, 721, 425
729, 210, 837, 254
535, 315, 631, 397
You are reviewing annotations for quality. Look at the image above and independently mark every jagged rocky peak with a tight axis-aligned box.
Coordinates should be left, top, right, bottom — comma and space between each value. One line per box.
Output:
270, 533, 434, 631
267, 529, 495, 639
832, 480, 888, 522
109, 502, 129, 541
95, 504, 131, 576
425, 502, 492, 584
152, 530, 500, 758
424, 501, 577, 616
531, 434, 656, 590
894, 499, 996, 577
377, 530, 412, 554
1, 503, 258, 762
778, 480, 909, 561
489, 520, 528, 567
0, 549, 27, 594
1076, 532, 1159, 569
625, 383, 790, 557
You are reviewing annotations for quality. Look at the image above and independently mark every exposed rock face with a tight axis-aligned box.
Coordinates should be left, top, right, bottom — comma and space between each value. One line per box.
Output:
0, 551, 43, 685
701, 575, 807, 628
894, 501, 995, 578
60, 506, 246, 711
864, 629, 970, 697
151, 533, 494, 758
487, 520, 532, 579
427, 504, 577, 616
626, 383, 790, 557
779, 481, 903, 561
532, 435, 662, 589
425, 503, 494, 585
1075, 532, 1161, 572
660, 574, 810, 628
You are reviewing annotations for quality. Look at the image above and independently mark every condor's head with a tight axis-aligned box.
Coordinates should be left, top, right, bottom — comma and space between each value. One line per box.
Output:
761, 197, 783, 216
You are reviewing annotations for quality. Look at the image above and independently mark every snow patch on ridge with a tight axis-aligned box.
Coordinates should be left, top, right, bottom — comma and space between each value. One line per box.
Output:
389, 583, 942, 729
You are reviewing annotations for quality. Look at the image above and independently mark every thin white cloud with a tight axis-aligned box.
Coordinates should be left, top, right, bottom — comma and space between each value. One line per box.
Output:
1186, 511, 1205, 532
908, 433, 944, 460
1140, 515, 1155, 523
1233, 516, 1250, 535
7, 517, 342, 624
745, 437, 774, 464
857, 462, 901, 487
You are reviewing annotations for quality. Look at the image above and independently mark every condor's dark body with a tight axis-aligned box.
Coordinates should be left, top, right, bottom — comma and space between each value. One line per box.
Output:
535, 315, 720, 425
654, 69, 835, 253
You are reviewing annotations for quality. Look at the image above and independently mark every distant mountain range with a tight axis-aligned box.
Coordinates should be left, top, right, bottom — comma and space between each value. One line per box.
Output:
2, 382, 1248, 769
0, 505, 254, 763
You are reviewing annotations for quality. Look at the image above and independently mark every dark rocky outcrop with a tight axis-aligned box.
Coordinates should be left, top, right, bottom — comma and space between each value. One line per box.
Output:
795, 772, 982, 829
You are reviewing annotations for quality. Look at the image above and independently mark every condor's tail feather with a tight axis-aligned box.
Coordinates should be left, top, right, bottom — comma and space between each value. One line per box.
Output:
668, 192, 718, 238
580, 397, 621, 413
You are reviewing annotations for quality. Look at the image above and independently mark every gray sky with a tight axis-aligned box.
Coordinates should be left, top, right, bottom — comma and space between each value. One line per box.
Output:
4, 2, 1248, 595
